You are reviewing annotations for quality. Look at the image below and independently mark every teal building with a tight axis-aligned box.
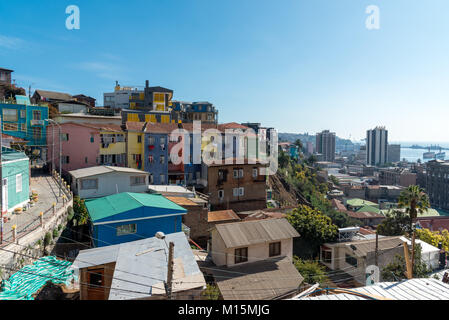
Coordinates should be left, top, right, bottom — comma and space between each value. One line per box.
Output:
1, 147, 30, 213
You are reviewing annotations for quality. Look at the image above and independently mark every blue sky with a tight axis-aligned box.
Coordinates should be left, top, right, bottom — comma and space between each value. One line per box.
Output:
1, 0, 448, 142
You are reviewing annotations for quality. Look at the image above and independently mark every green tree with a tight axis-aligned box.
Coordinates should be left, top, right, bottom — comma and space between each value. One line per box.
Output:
287, 205, 338, 257
376, 209, 412, 236
73, 196, 89, 225
293, 256, 328, 285
398, 185, 430, 232
294, 139, 303, 151
329, 175, 339, 186
416, 228, 449, 251
381, 244, 430, 281
201, 284, 221, 300
306, 154, 317, 166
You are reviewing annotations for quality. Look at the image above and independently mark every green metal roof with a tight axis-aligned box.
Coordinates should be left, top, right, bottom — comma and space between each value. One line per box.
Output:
379, 208, 440, 217
346, 198, 379, 208
356, 205, 381, 214
85, 192, 187, 222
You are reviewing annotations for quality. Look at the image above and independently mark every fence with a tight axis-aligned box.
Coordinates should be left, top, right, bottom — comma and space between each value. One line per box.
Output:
0, 173, 73, 247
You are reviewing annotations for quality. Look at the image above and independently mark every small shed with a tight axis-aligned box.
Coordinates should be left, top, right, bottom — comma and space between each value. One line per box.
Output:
85, 192, 187, 247
72, 232, 206, 300
69, 166, 149, 199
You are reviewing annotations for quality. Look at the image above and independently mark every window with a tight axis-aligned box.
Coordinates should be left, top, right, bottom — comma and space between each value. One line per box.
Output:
3, 109, 17, 122
233, 168, 243, 178
62, 156, 70, 164
81, 179, 98, 190
61, 133, 69, 141
252, 168, 258, 178
269, 242, 281, 257
85, 157, 88, 164
90, 135, 94, 143
149, 174, 154, 184
148, 136, 155, 145
233, 188, 239, 197
130, 176, 146, 186
239, 187, 244, 196
148, 155, 154, 163
88, 269, 103, 288
20, 123, 26, 132
117, 224, 137, 236
234, 247, 248, 264
218, 169, 227, 182
16, 174, 22, 193
20, 110, 26, 118
160, 174, 165, 184
160, 137, 166, 144
345, 254, 358, 267
3, 123, 18, 131
160, 155, 165, 164
137, 135, 142, 143
218, 190, 224, 200
32, 127, 42, 139
32, 110, 41, 120
322, 249, 332, 264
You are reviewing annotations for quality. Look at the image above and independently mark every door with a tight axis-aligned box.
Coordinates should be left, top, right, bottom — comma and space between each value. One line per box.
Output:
87, 268, 105, 300
2, 178, 8, 213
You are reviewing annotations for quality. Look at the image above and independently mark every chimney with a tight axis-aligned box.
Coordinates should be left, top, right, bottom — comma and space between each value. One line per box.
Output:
145, 80, 149, 89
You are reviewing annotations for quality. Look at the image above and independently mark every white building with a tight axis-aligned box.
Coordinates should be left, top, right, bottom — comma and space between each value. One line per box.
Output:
366, 126, 388, 166
69, 166, 149, 199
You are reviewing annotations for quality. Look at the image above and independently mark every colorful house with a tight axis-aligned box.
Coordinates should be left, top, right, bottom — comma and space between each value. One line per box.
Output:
121, 81, 174, 125
85, 192, 187, 247
1, 147, 30, 213
47, 122, 126, 174
0, 99, 49, 156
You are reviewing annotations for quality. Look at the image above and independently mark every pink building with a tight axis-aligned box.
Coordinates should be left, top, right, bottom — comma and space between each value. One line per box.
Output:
47, 122, 125, 174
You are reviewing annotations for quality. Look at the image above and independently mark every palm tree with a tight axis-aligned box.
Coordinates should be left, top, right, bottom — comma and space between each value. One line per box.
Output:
398, 185, 430, 233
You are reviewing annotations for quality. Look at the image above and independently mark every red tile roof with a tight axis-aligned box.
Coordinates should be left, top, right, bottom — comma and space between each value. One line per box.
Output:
416, 216, 449, 232
331, 199, 347, 212
346, 211, 385, 219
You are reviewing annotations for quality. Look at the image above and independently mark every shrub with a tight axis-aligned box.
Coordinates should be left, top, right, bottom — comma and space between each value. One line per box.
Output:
44, 232, 52, 247
293, 256, 328, 285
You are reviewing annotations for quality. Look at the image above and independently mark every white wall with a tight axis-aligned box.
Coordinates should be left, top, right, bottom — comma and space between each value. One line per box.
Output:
74, 171, 149, 199
58, 103, 87, 114
211, 231, 293, 267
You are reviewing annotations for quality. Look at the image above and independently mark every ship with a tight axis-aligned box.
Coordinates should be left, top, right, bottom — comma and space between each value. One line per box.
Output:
436, 148, 446, 160
423, 147, 435, 159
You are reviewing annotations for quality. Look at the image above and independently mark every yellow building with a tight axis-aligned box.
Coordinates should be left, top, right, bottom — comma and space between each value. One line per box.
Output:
125, 122, 146, 170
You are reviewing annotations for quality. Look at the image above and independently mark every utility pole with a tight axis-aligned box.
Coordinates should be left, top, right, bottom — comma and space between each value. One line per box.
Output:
375, 231, 379, 267
411, 230, 416, 277
403, 241, 412, 279
166, 241, 174, 300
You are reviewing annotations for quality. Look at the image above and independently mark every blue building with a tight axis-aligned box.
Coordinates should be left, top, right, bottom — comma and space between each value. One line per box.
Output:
0, 97, 49, 157
144, 132, 169, 185
85, 192, 186, 247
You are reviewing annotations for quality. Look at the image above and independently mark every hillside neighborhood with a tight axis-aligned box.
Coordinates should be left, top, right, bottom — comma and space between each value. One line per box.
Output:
0, 66, 448, 301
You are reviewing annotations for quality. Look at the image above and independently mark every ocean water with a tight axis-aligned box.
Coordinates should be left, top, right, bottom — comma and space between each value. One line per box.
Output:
394, 141, 449, 163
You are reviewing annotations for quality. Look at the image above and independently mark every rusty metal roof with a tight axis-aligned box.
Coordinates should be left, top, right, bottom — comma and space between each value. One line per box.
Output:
212, 256, 304, 300
208, 210, 240, 223
214, 218, 299, 248
165, 196, 198, 207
